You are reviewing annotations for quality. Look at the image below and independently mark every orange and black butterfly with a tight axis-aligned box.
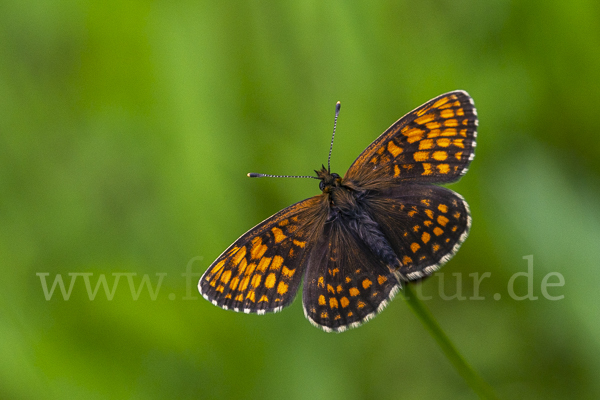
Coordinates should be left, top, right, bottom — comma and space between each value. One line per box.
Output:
199, 91, 477, 332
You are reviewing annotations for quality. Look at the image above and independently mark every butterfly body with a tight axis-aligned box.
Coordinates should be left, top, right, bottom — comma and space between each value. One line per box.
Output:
316, 165, 403, 273
200, 91, 478, 332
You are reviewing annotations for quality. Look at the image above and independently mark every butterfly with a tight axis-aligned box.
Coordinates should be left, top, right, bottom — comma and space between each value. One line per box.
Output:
199, 91, 477, 332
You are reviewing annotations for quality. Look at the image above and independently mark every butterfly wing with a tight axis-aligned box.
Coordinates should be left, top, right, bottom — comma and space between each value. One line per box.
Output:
362, 183, 471, 280
344, 90, 477, 189
199, 195, 328, 314
302, 215, 402, 332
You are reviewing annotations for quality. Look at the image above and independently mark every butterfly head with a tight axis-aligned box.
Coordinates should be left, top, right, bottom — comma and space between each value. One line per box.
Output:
315, 165, 341, 192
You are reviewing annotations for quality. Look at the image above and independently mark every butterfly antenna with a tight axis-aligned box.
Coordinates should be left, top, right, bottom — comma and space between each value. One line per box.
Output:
247, 173, 319, 179
327, 101, 341, 173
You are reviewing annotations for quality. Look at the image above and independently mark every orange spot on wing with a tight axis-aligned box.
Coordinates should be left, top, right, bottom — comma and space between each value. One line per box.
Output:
257, 257, 271, 272
433, 151, 448, 161
453, 139, 465, 148
270, 255, 284, 270
422, 232, 431, 244
440, 109, 455, 118
428, 129, 441, 138
437, 164, 450, 174
433, 227, 444, 236
433, 97, 451, 108
436, 138, 451, 147
277, 281, 288, 295
232, 247, 246, 265
442, 128, 457, 136
407, 133, 424, 144
422, 163, 433, 175
230, 277, 240, 290
414, 151, 429, 162
419, 139, 434, 150
415, 114, 435, 125
437, 215, 450, 226
239, 276, 250, 291
411, 242, 420, 253
329, 298, 339, 309
341, 297, 350, 308
293, 239, 306, 248
349, 287, 360, 297
271, 227, 287, 243
265, 273, 276, 288
237, 258, 248, 275
250, 242, 268, 260
245, 262, 256, 276
220, 270, 232, 284
387, 140, 403, 157
251, 274, 262, 288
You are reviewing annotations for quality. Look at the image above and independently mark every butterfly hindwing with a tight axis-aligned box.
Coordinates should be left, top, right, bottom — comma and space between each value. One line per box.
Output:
199, 196, 328, 314
363, 183, 471, 281
302, 217, 401, 332
344, 91, 477, 188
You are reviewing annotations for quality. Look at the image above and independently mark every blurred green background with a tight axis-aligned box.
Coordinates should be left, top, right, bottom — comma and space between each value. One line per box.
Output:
2, 0, 600, 399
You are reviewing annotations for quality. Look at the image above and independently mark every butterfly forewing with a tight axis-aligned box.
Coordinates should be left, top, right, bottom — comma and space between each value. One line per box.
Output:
344, 91, 477, 189
363, 184, 471, 280
199, 196, 328, 313
302, 218, 401, 332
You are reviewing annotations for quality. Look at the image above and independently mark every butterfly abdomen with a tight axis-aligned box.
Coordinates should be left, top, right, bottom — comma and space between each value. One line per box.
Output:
328, 185, 402, 273
346, 209, 402, 272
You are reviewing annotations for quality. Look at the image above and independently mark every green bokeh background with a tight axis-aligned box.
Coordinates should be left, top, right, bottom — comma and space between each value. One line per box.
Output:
2, 1, 599, 399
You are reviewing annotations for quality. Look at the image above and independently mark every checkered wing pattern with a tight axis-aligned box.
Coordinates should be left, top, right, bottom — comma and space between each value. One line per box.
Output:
363, 184, 471, 281
199, 196, 328, 314
302, 217, 401, 332
344, 91, 477, 189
